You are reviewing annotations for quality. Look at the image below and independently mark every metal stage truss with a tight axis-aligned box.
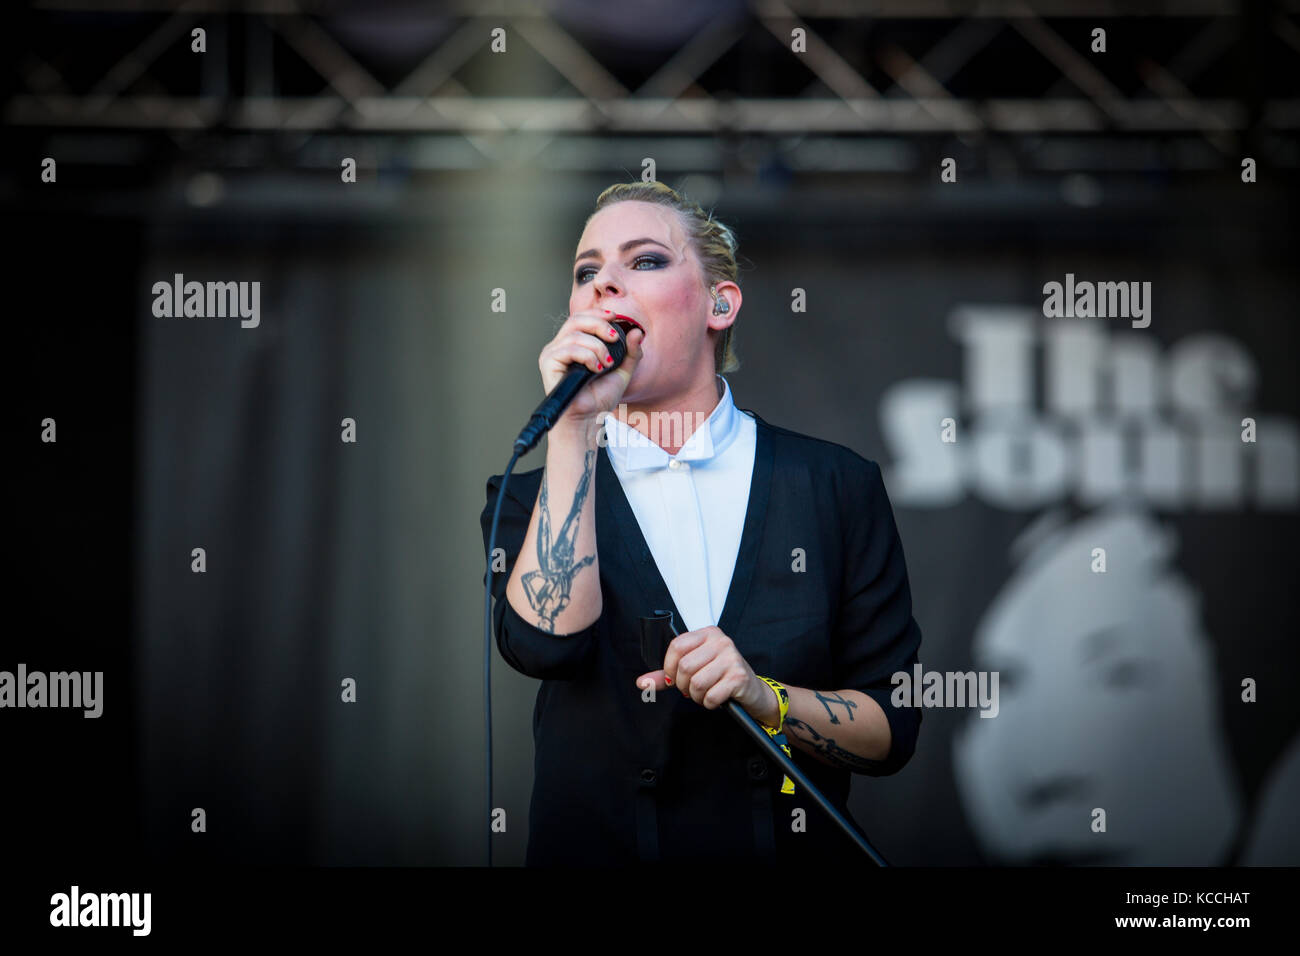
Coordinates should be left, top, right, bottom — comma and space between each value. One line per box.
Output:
10, 1, 1299, 172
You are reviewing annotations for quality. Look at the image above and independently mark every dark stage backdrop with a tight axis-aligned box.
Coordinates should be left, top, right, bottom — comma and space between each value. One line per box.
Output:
111, 175, 1296, 866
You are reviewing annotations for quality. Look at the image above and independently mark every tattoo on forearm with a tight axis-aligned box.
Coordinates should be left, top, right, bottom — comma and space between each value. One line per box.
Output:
785, 717, 881, 772
814, 691, 858, 724
520, 450, 597, 632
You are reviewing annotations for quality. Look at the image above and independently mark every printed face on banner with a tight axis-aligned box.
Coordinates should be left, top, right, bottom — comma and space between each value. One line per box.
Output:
952, 508, 1242, 865
881, 302, 1299, 865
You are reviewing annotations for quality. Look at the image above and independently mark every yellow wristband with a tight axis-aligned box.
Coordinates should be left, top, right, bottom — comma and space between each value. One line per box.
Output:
755, 675, 795, 795
755, 675, 789, 732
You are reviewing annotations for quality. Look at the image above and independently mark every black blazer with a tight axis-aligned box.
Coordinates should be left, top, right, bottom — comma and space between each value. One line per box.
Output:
480, 410, 923, 866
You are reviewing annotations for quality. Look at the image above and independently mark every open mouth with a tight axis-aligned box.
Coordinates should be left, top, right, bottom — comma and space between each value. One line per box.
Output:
612, 314, 644, 335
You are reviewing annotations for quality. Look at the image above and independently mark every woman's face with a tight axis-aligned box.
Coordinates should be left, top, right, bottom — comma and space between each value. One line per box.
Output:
570, 200, 715, 404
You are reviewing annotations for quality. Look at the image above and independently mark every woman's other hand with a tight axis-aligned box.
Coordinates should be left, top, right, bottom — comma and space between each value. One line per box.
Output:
635, 626, 781, 729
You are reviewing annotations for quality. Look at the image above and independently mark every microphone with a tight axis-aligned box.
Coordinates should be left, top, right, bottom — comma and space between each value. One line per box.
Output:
513, 319, 634, 454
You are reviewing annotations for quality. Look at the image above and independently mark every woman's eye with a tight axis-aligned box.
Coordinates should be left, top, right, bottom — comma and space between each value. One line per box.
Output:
574, 255, 665, 284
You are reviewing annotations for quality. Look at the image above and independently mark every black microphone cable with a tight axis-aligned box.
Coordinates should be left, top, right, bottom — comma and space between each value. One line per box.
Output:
482, 321, 631, 866
482, 446, 520, 869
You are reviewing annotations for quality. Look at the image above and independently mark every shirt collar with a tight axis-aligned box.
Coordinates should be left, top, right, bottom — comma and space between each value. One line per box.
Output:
603, 376, 741, 472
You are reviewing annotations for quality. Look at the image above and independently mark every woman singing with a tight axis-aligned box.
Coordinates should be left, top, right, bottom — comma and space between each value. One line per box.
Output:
481, 180, 923, 865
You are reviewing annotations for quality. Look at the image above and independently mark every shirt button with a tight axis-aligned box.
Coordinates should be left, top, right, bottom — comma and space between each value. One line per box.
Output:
747, 757, 767, 780
668, 460, 681, 470
640, 768, 658, 785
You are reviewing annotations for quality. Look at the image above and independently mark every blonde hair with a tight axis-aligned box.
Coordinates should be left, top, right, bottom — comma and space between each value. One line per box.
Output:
588, 181, 741, 374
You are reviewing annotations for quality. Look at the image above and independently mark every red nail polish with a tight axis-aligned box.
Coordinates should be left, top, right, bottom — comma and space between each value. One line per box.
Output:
664, 675, 672, 685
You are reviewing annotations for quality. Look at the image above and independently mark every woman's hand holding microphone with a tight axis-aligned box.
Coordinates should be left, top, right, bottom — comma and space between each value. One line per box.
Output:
539, 309, 645, 445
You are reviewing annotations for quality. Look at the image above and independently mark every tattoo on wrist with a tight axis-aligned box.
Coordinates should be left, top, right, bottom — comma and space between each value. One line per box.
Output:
814, 691, 858, 724
784, 717, 882, 771
520, 450, 597, 632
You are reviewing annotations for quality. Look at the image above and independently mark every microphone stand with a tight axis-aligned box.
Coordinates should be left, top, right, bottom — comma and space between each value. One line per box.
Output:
640, 611, 888, 866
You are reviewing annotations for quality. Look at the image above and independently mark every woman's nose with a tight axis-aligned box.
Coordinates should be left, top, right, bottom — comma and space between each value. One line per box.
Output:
589, 264, 622, 297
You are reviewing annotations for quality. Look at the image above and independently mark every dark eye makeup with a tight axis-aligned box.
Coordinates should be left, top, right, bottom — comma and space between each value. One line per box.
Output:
574, 254, 666, 284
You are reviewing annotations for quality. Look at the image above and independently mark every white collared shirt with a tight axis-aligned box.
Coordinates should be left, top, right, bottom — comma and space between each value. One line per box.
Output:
602, 376, 757, 633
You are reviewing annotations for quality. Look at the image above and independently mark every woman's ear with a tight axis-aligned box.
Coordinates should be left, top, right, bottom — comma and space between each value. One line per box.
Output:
707, 281, 741, 332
